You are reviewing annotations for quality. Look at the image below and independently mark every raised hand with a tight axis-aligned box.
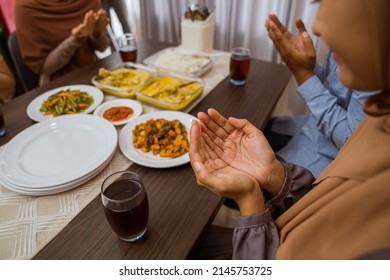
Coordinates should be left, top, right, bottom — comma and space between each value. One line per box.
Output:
192, 108, 285, 196
71, 10, 96, 42
265, 14, 316, 85
93, 9, 109, 39
189, 119, 265, 216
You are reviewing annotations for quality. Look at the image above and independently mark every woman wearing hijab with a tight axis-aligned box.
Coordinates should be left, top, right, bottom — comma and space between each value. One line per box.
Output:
190, 0, 390, 259
15, 0, 110, 86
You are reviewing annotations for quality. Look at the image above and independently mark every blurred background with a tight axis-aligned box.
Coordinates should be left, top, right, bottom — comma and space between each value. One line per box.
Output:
119, 0, 327, 119
1, 0, 327, 114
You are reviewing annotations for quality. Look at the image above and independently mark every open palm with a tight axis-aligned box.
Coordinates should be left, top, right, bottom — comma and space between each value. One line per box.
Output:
189, 119, 264, 214
94, 9, 109, 34
196, 109, 279, 190
72, 11, 95, 41
266, 14, 316, 84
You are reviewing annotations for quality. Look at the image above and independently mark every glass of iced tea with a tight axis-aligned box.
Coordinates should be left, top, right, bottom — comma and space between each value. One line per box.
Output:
0, 104, 6, 137
117, 33, 137, 62
229, 47, 251, 86
101, 171, 149, 242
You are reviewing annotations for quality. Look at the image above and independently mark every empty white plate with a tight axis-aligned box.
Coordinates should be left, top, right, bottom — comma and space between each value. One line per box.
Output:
0, 114, 117, 189
0, 150, 114, 196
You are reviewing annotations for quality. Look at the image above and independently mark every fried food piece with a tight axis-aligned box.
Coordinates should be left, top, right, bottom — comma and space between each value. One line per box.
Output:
132, 118, 189, 158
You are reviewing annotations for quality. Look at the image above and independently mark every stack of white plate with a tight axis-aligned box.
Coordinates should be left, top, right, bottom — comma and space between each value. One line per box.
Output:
0, 114, 117, 196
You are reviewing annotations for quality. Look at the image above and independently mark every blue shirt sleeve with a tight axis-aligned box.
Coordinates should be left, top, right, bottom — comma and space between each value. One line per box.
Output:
296, 70, 373, 149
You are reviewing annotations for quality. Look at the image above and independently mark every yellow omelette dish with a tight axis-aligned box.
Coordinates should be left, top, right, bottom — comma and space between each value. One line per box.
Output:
95, 68, 153, 98
137, 76, 203, 104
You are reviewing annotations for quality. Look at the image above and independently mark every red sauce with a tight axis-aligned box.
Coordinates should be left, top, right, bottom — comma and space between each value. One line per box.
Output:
103, 106, 134, 122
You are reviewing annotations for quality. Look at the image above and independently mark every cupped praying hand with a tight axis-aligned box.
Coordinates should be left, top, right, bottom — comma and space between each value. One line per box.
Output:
265, 14, 316, 85
189, 108, 286, 216
71, 9, 109, 42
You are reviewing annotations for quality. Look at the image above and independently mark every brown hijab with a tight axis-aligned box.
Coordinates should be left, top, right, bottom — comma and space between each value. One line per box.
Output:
276, 112, 390, 259
276, 0, 390, 259
15, 0, 102, 77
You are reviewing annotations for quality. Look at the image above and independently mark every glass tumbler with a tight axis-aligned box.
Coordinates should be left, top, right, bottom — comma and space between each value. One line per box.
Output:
0, 104, 6, 137
117, 33, 137, 62
101, 171, 149, 242
229, 47, 251, 86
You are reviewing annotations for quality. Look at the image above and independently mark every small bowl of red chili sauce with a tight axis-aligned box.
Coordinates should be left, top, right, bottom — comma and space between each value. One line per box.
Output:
93, 99, 143, 126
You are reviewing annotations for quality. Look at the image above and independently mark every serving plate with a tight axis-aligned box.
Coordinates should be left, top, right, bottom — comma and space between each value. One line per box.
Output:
93, 98, 143, 126
91, 62, 156, 98
119, 111, 196, 168
0, 114, 117, 188
144, 47, 215, 77
27, 85, 103, 122
0, 150, 114, 196
135, 73, 204, 110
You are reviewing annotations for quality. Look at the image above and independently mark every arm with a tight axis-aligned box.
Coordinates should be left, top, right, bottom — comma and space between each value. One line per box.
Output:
196, 108, 286, 196
189, 113, 275, 259
40, 10, 94, 80
40, 9, 110, 82
90, 9, 110, 52
189, 109, 316, 259
265, 14, 316, 86
265, 15, 369, 148
297, 72, 372, 149
232, 163, 315, 260
90, 31, 111, 52
268, 163, 315, 211
190, 120, 266, 216
195, 109, 315, 206
39, 36, 82, 83
313, 62, 325, 81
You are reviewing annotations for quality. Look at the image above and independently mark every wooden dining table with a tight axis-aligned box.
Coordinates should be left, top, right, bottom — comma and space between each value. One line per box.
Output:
0, 40, 290, 259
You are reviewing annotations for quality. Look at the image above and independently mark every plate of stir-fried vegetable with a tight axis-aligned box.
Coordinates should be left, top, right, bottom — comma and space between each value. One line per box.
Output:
27, 85, 104, 122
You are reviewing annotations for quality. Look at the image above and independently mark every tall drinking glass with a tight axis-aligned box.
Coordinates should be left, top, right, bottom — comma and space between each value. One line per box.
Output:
101, 171, 149, 242
0, 104, 6, 137
118, 33, 137, 62
229, 47, 251, 86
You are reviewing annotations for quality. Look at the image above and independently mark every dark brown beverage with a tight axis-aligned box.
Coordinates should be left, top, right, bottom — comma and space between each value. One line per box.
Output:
230, 55, 251, 86
120, 46, 137, 62
103, 179, 148, 241
0, 106, 5, 137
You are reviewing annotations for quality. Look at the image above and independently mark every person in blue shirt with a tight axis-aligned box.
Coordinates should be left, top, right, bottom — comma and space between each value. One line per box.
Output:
264, 14, 377, 178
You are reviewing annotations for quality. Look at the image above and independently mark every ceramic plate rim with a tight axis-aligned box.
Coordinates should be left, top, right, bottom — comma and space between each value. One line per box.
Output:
26, 84, 104, 122
0, 114, 117, 188
0, 150, 114, 196
119, 111, 196, 168
93, 98, 143, 126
